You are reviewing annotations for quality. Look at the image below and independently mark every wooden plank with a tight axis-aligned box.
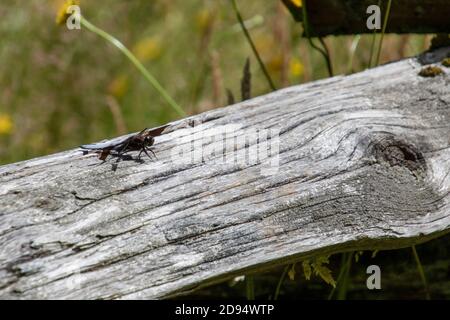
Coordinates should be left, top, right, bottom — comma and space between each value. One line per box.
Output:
0, 47, 449, 299
284, 0, 450, 36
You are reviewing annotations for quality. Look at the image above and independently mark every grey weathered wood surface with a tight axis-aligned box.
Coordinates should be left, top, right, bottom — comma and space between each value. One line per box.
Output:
1, 47, 449, 299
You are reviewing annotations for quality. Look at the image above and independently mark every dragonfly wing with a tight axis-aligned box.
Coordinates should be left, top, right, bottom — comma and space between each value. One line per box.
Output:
80, 141, 115, 150
79, 126, 165, 152
146, 124, 169, 137
80, 136, 130, 150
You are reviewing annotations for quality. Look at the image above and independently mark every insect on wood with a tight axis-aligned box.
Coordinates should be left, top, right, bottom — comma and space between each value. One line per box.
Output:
80, 125, 168, 162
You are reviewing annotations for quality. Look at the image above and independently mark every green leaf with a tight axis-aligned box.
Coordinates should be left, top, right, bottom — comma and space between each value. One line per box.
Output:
302, 260, 311, 280
288, 263, 296, 281
355, 251, 364, 263
372, 250, 379, 258
312, 256, 336, 288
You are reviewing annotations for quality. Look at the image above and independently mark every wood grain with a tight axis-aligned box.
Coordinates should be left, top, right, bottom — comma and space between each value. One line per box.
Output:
1, 47, 449, 299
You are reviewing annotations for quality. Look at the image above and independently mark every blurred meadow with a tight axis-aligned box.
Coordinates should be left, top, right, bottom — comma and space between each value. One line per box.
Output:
0, 0, 432, 165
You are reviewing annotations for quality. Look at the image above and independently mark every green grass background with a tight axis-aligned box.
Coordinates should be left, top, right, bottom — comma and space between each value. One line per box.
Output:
0, 0, 431, 165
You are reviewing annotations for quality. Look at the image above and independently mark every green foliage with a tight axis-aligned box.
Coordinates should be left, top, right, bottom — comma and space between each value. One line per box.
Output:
354, 251, 364, 263
302, 259, 312, 280
303, 256, 336, 288
246, 275, 255, 300
371, 250, 379, 258
288, 263, 296, 281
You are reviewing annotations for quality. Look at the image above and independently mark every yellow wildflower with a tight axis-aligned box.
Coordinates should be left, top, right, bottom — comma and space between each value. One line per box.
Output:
132, 37, 162, 62
195, 8, 213, 32
56, 0, 80, 25
291, 0, 302, 7
289, 57, 304, 77
254, 34, 274, 58
267, 54, 284, 75
108, 74, 129, 99
0, 114, 13, 135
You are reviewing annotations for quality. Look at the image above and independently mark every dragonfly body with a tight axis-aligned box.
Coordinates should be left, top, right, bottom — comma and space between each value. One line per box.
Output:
80, 125, 168, 161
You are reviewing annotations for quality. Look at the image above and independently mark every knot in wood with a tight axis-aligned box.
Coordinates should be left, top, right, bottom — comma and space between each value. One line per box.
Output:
367, 133, 427, 177
371, 136, 426, 177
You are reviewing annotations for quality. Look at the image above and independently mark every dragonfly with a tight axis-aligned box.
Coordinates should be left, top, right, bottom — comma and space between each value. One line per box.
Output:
80, 125, 168, 162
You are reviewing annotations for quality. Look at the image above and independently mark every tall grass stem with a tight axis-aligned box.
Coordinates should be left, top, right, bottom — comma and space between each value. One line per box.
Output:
80, 16, 186, 117
412, 245, 431, 300
368, 0, 381, 68
246, 275, 255, 300
301, 2, 333, 77
230, 0, 277, 91
375, 0, 392, 66
274, 264, 290, 300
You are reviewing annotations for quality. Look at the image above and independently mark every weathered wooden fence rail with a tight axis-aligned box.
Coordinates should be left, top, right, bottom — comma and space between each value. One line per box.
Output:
1, 47, 449, 299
